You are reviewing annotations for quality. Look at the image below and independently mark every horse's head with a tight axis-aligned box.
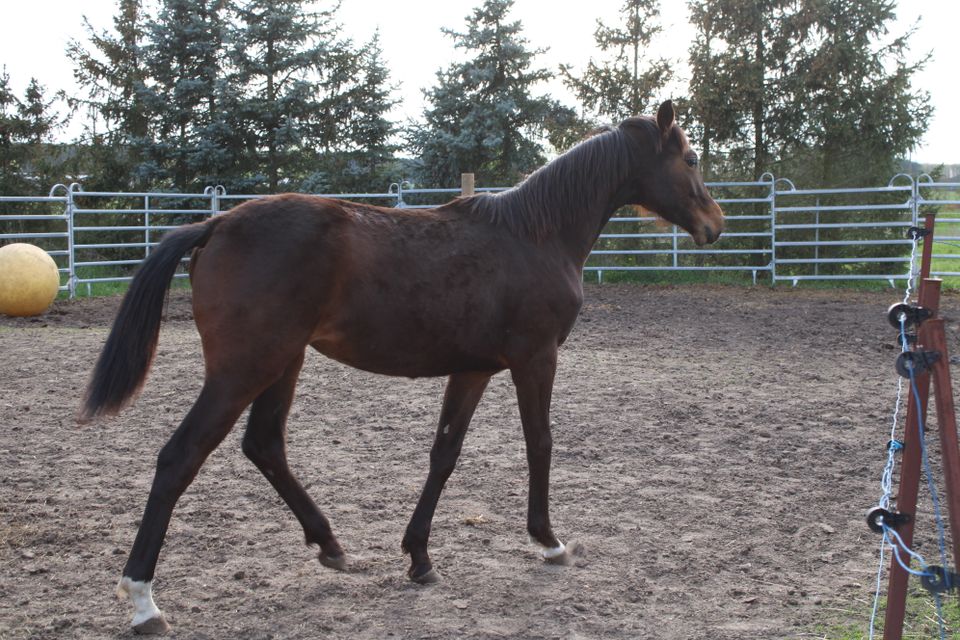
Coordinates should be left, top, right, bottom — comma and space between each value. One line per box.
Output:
619, 101, 724, 246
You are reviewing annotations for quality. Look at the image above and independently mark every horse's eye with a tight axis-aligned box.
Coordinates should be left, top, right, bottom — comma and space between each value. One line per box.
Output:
685, 156, 698, 168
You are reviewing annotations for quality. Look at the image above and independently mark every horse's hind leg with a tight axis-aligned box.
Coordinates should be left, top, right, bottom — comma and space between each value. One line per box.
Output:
402, 371, 491, 583
241, 352, 346, 569
118, 379, 254, 634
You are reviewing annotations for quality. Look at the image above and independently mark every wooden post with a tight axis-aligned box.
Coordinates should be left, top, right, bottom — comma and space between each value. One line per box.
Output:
883, 280, 939, 640
882, 213, 938, 640
925, 312, 960, 568
461, 173, 475, 197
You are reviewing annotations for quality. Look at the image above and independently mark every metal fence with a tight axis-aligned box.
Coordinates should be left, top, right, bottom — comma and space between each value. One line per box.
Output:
1, 175, 959, 297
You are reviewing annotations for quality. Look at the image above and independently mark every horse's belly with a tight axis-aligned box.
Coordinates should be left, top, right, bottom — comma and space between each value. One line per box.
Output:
309, 321, 506, 378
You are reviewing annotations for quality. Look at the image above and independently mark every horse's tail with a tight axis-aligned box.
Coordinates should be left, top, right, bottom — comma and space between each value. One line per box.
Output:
80, 218, 222, 422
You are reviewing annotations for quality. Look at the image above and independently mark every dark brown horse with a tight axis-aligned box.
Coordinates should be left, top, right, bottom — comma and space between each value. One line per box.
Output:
82, 101, 722, 634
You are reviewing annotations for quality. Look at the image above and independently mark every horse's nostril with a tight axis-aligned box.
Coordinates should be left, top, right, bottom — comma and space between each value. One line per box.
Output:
704, 225, 716, 244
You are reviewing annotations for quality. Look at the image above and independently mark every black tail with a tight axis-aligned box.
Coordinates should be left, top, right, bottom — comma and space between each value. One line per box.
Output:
80, 219, 220, 421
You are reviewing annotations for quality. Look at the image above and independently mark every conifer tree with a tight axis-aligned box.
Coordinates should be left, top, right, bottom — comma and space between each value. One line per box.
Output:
0, 73, 63, 194
409, 0, 566, 187
784, 0, 931, 184
561, 0, 673, 123
140, 0, 232, 190
320, 31, 399, 192
67, 0, 151, 190
686, 0, 930, 184
229, 0, 360, 192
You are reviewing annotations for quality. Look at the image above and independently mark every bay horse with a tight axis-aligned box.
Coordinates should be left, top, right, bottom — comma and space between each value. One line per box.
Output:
81, 101, 723, 634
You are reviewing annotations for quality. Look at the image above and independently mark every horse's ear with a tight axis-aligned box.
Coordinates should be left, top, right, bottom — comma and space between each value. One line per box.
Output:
656, 100, 674, 135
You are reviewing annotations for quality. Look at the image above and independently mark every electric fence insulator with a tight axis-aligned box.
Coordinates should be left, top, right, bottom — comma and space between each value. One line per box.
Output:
866, 506, 912, 534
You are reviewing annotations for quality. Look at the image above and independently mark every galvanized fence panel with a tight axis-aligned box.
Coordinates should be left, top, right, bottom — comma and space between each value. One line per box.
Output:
0, 185, 72, 293
917, 177, 960, 278
68, 185, 219, 295
771, 176, 919, 285
2, 176, 959, 297
585, 177, 774, 283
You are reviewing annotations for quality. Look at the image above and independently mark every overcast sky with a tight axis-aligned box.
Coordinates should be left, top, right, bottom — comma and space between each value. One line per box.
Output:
1, 0, 956, 167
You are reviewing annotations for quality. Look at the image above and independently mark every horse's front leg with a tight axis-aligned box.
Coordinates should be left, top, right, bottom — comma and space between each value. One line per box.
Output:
511, 348, 576, 565
402, 371, 491, 583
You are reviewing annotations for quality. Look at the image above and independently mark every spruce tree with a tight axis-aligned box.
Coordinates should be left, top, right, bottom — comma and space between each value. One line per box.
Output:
229, 0, 360, 192
783, 0, 931, 184
686, 0, 930, 184
318, 31, 399, 192
561, 0, 673, 122
67, 0, 151, 190
140, 0, 232, 190
409, 0, 566, 187
0, 73, 63, 194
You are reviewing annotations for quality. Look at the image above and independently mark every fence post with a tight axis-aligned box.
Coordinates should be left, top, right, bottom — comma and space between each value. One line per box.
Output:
461, 173, 475, 197
814, 199, 820, 277
765, 173, 777, 284
672, 223, 679, 268
389, 181, 410, 208
66, 183, 80, 299
912, 175, 920, 229
145, 194, 151, 258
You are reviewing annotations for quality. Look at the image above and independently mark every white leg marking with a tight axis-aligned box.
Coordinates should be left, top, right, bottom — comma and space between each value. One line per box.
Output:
530, 536, 566, 559
117, 577, 163, 627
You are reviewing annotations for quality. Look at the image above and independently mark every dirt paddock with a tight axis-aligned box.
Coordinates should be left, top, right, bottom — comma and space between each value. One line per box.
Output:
2, 283, 959, 639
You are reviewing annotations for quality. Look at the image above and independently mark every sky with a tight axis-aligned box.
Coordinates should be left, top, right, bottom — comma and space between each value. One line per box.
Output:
0, 0, 957, 165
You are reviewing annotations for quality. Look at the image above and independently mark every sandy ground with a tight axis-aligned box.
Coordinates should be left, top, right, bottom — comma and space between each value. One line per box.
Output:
2, 283, 959, 639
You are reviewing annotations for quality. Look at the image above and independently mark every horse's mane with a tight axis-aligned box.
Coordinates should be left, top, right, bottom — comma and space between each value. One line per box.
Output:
453, 117, 659, 240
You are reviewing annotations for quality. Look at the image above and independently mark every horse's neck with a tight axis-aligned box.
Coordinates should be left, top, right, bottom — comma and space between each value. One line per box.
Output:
512, 141, 628, 265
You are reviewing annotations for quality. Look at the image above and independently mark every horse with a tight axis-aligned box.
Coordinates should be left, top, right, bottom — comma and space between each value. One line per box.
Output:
81, 100, 723, 634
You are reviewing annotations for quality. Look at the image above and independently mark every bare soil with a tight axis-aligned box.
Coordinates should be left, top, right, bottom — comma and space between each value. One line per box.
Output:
2, 284, 959, 639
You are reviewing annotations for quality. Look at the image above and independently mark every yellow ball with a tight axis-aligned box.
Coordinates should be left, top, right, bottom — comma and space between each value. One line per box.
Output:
0, 243, 61, 317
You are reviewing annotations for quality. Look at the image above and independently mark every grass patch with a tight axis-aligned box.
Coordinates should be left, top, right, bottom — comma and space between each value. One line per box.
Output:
814, 588, 960, 639
579, 267, 952, 293
60, 275, 191, 299
583, 269, 766, 287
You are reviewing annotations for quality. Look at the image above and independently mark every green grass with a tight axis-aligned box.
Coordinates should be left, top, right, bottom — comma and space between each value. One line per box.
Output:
58, 275, 191, 299
814, 589, 960, 639
929, 218, 960, 289
583, 268, 770, 287
579, 267, 958, 293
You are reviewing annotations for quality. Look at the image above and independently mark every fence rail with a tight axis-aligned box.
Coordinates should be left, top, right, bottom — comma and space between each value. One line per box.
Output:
1, 175, 959, 297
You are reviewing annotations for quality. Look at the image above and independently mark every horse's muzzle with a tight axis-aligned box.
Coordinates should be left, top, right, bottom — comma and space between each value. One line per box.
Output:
703, 224, 718, 245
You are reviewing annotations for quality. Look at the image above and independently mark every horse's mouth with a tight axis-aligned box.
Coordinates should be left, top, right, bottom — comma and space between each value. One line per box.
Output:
693, 202, 725, 246
693, 223, 721, 247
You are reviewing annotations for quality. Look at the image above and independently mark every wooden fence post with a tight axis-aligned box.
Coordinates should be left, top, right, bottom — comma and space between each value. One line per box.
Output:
461, 173, 475, 197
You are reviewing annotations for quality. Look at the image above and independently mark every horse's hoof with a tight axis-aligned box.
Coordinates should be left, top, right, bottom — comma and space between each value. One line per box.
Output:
544, 540, 583, 566
409, 567, 442, 585
133, 615, 170, 635
319, 551, 348, 572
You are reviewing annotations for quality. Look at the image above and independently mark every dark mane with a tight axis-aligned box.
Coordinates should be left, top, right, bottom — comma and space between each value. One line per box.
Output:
454, 117, 659, 240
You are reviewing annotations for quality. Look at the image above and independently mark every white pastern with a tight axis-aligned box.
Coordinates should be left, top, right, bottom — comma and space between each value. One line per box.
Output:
117, 576, 163, 627
530, 537, 566, 559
